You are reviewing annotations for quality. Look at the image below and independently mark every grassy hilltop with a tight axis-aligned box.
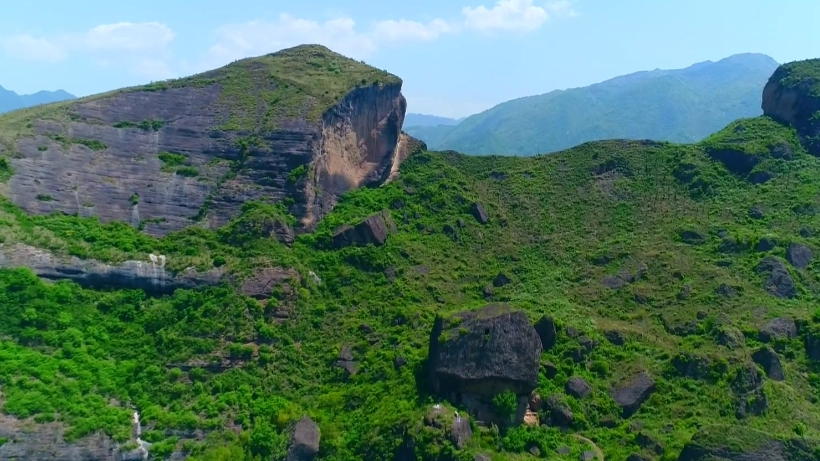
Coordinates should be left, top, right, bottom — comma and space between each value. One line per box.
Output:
0, 54, 819, 460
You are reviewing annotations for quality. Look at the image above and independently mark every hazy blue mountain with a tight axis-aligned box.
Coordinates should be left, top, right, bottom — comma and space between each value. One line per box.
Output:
0, 85, 75, 114
405, 53, 779, 156
404, 113, 463, 127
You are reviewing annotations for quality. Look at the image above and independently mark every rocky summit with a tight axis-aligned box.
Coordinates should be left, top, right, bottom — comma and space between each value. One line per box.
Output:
1, 50, 820, 461
0, 45, 415, 237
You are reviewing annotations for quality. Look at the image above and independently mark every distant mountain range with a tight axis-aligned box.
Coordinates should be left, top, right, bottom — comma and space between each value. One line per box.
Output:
404, 113, 463, 127
0, 85, 75, 114
404, 53, 780, 156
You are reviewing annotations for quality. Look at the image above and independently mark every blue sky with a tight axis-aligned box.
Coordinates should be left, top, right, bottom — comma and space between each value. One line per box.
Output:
1, 0, 819, 118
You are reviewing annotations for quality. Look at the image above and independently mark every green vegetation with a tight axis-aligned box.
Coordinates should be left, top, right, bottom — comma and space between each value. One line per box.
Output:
406, 53, 779, 156
158, 152, 199, 177
128, 44, 401, 131
113, 119, 166, 131
0, 156, 12, 181
287, 164, 307, 184
1, 55, 820, 461
0, 109, 819, 459
492, 390, 518, 423
777, 58, 820, 97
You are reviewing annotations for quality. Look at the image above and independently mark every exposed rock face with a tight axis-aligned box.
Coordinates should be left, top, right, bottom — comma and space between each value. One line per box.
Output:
564, 377, 592, 399
2, 46, 413, 237
756, 256, 796, 298
677, 425, 816, 461
331, 210, 396, 248
611, 371, 656, 417
731, 363, 768, 419
534, 315, 557, 351
427, 304, 541, 424
752, 346, 785, 381
470, 202, 489, 224
786, 243, 813, 269
759, 317, 798, 343
0, 243, 224, 295
762, 59, 820, 156
286, 416, 321, 461
239, 267, 301, 320
0, 412, 189, 461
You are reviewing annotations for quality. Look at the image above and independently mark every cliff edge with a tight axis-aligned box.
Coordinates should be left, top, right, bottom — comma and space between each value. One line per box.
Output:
762, 58, 820, 156
0, 44, 420, 236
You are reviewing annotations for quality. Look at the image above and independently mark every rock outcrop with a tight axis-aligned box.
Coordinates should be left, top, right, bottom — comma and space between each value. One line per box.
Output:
0, 243, 225, 295
611, 371, 656, 417
286, 416, 321, 461
0, 45, 415, 236
331, 210, 396, 248
762, 58, 820, 156
0, 411, 190, 461
756, 256, 797, 298
427, 304, 542, 424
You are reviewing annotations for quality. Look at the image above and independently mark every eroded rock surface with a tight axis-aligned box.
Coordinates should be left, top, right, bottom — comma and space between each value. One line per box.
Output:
2, 46, 417, 237
286, 416, 321, 461
427, 304, 541, 424
331, 210, 396, 248
762, 59, 820, 156
0, 243, 224, 295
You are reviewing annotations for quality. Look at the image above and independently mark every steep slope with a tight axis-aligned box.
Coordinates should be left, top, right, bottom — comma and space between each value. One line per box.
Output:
408, 53, 779, 155
0, 85, 75, 113
0, 44, 412, 237
0, 56, 820, 461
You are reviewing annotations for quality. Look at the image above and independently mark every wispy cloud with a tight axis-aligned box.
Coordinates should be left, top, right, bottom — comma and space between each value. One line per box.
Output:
0, 22, 175, 80
462, 0, 577, 34
0, 1, 578, 79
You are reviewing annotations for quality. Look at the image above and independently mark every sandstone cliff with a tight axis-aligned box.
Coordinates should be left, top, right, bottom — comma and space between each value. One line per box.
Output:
0, 45, 419, 236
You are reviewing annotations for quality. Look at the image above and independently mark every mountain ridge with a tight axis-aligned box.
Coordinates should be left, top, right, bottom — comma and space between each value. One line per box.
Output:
0, 48, 819, 461
0, 84, 75, 114
406, 52, 780, 155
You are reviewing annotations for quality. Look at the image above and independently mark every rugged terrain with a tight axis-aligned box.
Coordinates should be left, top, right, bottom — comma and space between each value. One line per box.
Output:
0, 49, 819, 461
407, 53, 779, 156
0, 44, 412, 237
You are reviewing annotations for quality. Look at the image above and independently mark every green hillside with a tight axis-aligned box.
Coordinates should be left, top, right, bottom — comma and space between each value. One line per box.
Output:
0, 56, 819, 461
407, 53, 779, 156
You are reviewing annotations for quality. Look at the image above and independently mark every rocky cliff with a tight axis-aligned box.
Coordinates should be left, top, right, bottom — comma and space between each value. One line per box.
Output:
0, 44, 417, 236
762, 58, 820, 156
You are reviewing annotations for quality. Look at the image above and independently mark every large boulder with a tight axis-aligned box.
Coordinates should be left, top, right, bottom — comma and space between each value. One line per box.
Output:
611, 371, 656, 417
762, 59, 820, 156
786, 243, 813, 270
286, 416, 321, 461
677, 425, 816, 461
756, 257, 797, 298
331, 210, 397, 248
428, 304, 541, 423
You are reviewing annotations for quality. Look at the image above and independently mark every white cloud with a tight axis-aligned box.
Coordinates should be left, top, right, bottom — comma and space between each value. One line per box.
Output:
81, 22, 174, 52
0, 35, 68, 62
199, 13, 457, 71
371, 18, 458, 42
0, 22, 175, 80
463, 0, 577, 33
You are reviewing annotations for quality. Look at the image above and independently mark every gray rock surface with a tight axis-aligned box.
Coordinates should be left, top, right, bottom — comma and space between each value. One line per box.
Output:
756, 256, 796, 298
4, 78, 414, 237
286, 416, 321, 461
611, 371, 656, 417
331, 210, 397, 248
0, 243, 225, 295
